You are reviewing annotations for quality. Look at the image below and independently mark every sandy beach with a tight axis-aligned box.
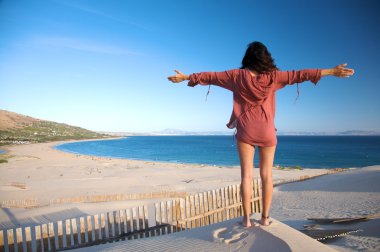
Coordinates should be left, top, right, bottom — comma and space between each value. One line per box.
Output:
0, 140, 336, 210
271, 166, 380, 251
0, 140, 379, 251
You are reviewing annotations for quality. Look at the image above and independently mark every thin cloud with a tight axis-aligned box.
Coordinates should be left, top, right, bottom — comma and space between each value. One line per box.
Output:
54, 0, 153, 31
57, 0, 122, 22
34, 36, 139, 55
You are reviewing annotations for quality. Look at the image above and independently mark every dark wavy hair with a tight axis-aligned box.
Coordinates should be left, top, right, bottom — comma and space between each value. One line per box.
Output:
241, 41, 278, 73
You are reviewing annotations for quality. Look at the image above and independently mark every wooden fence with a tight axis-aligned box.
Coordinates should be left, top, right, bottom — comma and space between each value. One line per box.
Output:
0, 179, 262, 252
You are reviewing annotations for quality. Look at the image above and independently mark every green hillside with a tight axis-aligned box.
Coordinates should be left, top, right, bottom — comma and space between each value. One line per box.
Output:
0, 110, 110, 145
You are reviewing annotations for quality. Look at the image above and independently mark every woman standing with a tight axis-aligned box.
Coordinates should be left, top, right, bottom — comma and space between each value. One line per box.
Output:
167, 41, 354, 227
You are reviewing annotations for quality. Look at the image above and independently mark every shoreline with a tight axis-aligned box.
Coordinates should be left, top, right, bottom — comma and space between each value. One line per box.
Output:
52, 136, 379, 169
0, 139, 351, 209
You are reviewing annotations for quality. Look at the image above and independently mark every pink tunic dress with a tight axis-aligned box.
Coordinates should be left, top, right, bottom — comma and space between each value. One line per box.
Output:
188, 69, 322, 147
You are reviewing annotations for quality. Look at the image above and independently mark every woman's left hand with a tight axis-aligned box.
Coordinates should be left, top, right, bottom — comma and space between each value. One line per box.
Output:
167, 70, 189, 83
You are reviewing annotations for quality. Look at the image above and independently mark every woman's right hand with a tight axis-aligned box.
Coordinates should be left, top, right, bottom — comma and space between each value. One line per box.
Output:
331, 63, 355, 78
167, 70, 189, 83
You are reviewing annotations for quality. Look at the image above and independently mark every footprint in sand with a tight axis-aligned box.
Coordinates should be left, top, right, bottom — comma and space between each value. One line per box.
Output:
212, 223, 249, 244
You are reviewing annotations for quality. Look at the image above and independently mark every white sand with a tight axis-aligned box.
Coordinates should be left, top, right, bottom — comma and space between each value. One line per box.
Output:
1, 140, 378, 251
271, 166, 380, 251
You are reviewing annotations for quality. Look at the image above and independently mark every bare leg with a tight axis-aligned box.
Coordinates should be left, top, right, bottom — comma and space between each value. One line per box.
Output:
258, 145, 276, 226
237, 140, 255, 227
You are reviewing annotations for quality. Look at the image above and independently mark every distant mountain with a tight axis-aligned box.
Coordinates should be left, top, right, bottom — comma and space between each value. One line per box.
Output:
100, 129, 380, 137
142, 129, 380, 136
0, 110, 110, 145
336, 130, 380, 136
150, 128, 231, 136
98, 128, 232, 136
277, 130, 380, 136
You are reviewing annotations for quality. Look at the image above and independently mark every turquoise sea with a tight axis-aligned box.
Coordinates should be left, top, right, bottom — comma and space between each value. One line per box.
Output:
55, 136, 380, 168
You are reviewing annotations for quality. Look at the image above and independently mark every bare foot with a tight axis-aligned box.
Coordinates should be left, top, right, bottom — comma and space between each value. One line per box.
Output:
260, 216, 271, 226
242, 216, 252, 228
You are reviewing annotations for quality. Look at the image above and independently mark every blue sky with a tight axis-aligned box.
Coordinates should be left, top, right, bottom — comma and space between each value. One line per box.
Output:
1, 0, 379, 133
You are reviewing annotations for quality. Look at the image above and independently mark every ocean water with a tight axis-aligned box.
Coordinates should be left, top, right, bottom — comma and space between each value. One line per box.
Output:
55, 136, 380, 168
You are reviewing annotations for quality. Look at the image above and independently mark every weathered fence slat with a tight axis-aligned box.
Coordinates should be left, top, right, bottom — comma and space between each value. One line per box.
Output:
154, 203, 161, 237
160, 202, 166, 235
71, 219, 79, 245
233, 185, 238, 217
0, 230, 4, 252
172, 200, 177, 233
43, 223, 50, 250
106, 212, 113, 239
211, 190, 217, 223
101, 213, 107, 240
132, 208, 138, 239
258, 179, 263, 212
228, 186, 234, 219
68, 219, 75, 247
224, 187, 230, 220
180, 198, 186, 231
138, 206, 144, 238
217, 189, 223, 222
112, 211, 118, 239
184, 196, 190, 229
93, 215, 98, 242
251, 180, 255, 212
226, 187, 231, 219
119, 210, 126, 240
255, 179, 259, 212
57, 220, 64, 249
235, 184, 240, 216
143, 206, 150, 238
125, 209, 132, 240
202, 192, 209, 225
79, 217, 85, 244
237, 184, 242, 216
172, 199, 181, 232
207, 191, 214, 224
166, 201, 172, 234
15, 227, 22, 252
195, 194, 201, 228
93, 214, 100, 241
199, 193, 205, 226
190, 195, 197, 228
221, 188, 227, 221
112, 210, 119, 241
35, 225, 43, 252
7, 229, 14, 252
47, 222, 54, 250
25, 227, 32, 252
85, 216, 91, 243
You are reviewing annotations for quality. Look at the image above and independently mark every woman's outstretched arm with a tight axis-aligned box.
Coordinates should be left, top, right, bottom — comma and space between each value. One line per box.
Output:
167, 69, 238, 91
275, 63, 354, 90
